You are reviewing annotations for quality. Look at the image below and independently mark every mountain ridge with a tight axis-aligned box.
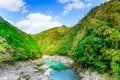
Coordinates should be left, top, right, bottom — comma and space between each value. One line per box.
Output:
33, 0, 120, 79
0, 0, 119, 79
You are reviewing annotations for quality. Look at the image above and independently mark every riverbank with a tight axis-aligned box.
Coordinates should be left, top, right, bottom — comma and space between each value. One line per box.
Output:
0, 55, 106, 80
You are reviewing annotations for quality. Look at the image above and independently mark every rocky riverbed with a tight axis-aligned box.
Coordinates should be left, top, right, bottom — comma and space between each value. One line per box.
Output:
0, 55, 106, 80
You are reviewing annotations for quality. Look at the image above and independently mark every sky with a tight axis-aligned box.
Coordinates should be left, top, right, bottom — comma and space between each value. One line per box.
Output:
0, 0, 109, 34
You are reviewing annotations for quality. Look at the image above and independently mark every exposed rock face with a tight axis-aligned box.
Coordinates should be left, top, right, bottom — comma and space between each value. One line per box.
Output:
0, 55, 106, 80
73, 63, 107, 80
0, 36, 13, 62
79, 70, 106, 80
0, 58, 48, 80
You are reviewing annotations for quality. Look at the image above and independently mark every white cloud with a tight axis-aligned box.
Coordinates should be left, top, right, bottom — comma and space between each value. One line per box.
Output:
58, 0, 92, 15
7, 20, 15, 25
87, 3, 92, 7
105, 0, 110, 2
0, 0, 28, 12
63, 1, 86, 15
84, 0, 91, 2
16, 13, 62, 34
58, 0, 69, 3
21, 6, 28, 13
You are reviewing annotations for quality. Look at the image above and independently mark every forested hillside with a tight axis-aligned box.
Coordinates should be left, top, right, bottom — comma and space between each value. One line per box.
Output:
0, 0, 119, 79
32, 25, 69, 55
63, 0, 120, 79
34, 0, 120, 79
0, 17, 41, 61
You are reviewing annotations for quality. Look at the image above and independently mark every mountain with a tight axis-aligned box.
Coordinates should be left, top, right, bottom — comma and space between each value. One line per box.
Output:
32, 25, 69, 55
0, 17, 41, 61
34, 0, 120, 79
0, 0, 119, 79
61, 0, 120, 79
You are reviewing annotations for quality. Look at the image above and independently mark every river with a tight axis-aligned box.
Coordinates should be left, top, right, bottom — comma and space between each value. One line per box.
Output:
0, 55, 106, 80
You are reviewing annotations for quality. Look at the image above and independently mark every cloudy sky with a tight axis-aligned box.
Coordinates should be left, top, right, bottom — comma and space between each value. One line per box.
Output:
0, 0, 109, 34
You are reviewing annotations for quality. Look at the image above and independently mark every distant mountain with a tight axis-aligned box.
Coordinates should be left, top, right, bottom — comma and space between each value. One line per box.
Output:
0, 17, 41, 61
32, 25, 69, 55
34, 0, 120, 79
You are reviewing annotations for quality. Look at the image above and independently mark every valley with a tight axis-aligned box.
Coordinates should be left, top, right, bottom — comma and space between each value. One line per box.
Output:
0, 0, 120, 80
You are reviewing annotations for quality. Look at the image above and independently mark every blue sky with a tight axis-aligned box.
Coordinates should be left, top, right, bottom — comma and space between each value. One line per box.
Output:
0, 0, 109, 34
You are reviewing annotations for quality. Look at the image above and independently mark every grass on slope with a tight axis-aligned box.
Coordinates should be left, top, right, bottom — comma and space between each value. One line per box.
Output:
32, 25, 69, 55
0, 17, 41, 61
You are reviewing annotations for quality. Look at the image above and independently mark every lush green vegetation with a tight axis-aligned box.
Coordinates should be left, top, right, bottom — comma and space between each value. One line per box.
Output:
0, 17, 41, 61
32, 25, 69, 55
71, 0, 120, 79
0, 0, 119, 79
72, 24, 120, 78
33, 0, 120, 79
